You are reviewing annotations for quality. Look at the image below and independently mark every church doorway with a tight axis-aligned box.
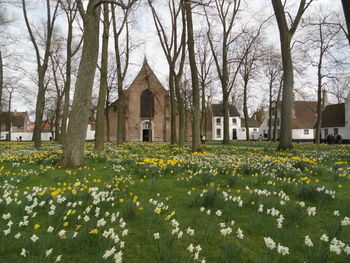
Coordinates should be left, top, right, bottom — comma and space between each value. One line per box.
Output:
141, 121, 154, 142
143, 129, 150, 142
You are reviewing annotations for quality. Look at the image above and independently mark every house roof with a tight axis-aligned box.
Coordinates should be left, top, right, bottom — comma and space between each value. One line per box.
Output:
320, 103, 345, 128
292, 101, 317, 129
211, 104, 240, 117
241, 118, 260, 128
0, 112, 29, 127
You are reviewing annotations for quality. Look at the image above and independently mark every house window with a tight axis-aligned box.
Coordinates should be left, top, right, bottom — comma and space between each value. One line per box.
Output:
324, 129, 328, 137
304, 129, 309, 135
232, 118, 237, 124
216, 128, 221, 138
242, 128, 245, 132
216, 118, 221, 125
253, 128, 258, 132
140, 89, 154, 118
334, 128, 338, 135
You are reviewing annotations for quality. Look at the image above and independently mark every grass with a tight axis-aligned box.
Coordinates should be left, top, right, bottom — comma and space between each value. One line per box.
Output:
0, 141, 349, 262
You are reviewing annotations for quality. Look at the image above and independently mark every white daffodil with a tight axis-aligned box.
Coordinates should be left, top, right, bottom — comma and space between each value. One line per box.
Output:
30, 234, 39, 243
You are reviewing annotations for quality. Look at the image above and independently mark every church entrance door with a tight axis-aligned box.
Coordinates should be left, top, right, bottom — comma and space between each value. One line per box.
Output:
143, 129, 150, 142
141, 121, 153, 142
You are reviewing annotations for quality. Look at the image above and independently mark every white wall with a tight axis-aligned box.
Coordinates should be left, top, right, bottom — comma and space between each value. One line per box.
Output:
1, 127, 95, 141
320, 127, 348, 140
212, 116, 241, 140
292, 129, 314, 140
86, 124, 96, 140
344, 93, 350, 140
212, 117, 259, 141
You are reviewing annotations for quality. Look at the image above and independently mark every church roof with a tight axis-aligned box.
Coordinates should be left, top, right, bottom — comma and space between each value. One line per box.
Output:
320, 103, 345, 128
211, 104, 240, 117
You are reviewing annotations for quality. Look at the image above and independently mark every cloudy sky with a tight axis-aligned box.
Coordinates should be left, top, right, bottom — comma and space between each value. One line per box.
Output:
1, 0, 349, 117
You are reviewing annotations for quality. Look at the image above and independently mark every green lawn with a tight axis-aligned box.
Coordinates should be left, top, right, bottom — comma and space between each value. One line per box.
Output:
0, 141, 349, 263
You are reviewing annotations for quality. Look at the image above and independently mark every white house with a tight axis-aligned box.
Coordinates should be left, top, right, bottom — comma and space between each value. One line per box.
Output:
241, 118, 261, 140
0, 112, 96, 141
320, 92, 350, 143
259, 100, 317, 142
208, 104, 260, 141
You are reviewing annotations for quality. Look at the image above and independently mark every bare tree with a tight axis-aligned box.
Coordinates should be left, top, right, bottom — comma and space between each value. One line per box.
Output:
196, 32, 214, 136
271, 0, 314, 150
95, 3, 110, 151
239, 30, 264, 141
184, 0, 201, 152
60, 0, 83, 144
203, 0, 242, 144
263, 48, 282, 141
22, 0, 60, 148
112, 0, 137, 145
49, 39, 66, 141
273, 75, 283, 141
148, 0, 187, 146
3, 77, 18, 140
61, 0, 102, 166
302, 8, 344, 144
61, 0, 137, 167
328, 73, 350, 103
105, 59, 117, 141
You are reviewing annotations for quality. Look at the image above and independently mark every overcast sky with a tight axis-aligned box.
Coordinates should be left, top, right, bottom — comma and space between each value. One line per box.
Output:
1, 0, 349, 117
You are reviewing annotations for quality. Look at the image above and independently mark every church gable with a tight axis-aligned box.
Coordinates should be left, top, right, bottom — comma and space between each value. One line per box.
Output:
126, 59, 168, 97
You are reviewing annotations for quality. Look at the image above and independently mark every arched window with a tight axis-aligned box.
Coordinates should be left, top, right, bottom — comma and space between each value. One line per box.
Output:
140, 89, 154, 118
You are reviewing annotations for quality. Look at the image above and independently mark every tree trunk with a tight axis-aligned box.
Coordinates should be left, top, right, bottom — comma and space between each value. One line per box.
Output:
32, 71, 45, 148
222, 38, 230, 144
105, 89, 111, 141
222, 91, 230, 144
315, 49, 323, 144
117, 84, 124, 144
277, 36, 293, 150
169, 66, 177, 144
61, 3, 101, 167
54, 92, 62, 141
60, 18, 73, 144
243, 79, 250, 140
0, 51, 3, 140
175, 74, 185, 147
200, 82, 206, 135
341, 0, 350, 45
273, 77, 283, 142
268, 81, 273, 141
185, 0, 201, 152
95, 3, 109, 151
7, 92, 11, 140
272, 0, 308, 150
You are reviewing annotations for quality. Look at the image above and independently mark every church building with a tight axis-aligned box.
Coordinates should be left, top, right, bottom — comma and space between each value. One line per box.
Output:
107, 60, 174, 142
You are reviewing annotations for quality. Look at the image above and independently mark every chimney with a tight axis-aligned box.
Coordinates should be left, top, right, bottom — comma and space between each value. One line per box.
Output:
292, 91, 296, 118
322, 89, 328, 108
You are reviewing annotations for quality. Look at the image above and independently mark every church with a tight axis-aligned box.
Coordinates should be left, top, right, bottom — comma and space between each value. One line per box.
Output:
106, 59, 258, 142
107, 60, 189, 142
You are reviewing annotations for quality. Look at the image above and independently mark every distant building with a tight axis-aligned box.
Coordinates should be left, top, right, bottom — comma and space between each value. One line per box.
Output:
259, 99, 317, 142
319, 92, 350, 143
241, 118, 260, 140
0, 112, 31, 140
207, 104, 241, 140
